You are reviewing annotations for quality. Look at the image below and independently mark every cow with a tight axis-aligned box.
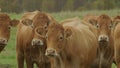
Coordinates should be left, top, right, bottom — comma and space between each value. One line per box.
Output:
85, 14, 114, 68
0, 13, 19, 53
16, 11, 56, 68
113, 15, 120, 68
45, 17, 98, 68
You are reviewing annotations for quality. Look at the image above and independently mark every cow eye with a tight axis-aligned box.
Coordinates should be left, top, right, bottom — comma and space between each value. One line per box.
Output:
96, 24, 100, 28
59, 36, 63, 41
109, 25, 112, 29
60, 37, 63, 39
8, 26, 11, 30
36, 29, 42, 35
45, 34, 48, 39
44, 24, 47, 29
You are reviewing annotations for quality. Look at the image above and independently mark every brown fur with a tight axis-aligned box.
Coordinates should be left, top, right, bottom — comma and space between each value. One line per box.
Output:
113, 16, 120, 68
0, 13, 19, 53
83, 15, 98, 26
16, 11, 55, 68
46, 18, 98, 68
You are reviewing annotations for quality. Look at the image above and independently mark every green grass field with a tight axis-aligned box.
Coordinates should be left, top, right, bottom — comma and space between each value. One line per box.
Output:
0, 9, 119, 68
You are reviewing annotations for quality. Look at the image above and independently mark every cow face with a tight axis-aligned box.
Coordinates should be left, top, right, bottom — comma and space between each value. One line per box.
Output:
45, 23, 72, 57
90, 15, 113, 43
31, 26, 47, 47
0, 13, 19, 51
21, 12, 50, 47
97, 15, 112, 43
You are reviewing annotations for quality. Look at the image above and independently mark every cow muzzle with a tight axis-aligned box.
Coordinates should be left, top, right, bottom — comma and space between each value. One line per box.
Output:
0, 38, 7, 52
98, 35, 109, 42
0, 38, 7, 46
31, 39, 44, 46
45, 48, 56, 57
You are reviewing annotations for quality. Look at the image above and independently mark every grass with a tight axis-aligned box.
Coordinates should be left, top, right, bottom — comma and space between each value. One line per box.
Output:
0, 9, 119, 68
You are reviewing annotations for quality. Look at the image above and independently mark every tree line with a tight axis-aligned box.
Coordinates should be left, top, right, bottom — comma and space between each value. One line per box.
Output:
0, 0, 119, 13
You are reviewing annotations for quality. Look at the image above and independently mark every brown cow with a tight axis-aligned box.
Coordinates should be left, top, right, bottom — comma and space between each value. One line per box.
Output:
16, 11, 56, 68
45, 18, 98, 68
86, 14, 114, 68
0, 13, 19, 52
113, 16, 120, 68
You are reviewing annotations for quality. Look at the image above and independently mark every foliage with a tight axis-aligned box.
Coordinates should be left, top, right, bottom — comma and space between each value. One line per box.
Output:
0, 0, 119, 13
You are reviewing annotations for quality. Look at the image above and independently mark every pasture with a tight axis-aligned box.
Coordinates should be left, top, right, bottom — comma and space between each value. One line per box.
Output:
0, 9, 119, 68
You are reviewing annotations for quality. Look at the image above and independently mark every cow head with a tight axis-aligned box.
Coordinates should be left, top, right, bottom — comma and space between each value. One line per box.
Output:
45, 23, 72, 57
21, 12, 52, 47
0, 13, 19, 52
89, 14, 113, 44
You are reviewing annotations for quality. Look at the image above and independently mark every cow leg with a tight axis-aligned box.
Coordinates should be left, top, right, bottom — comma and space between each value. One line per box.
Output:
36, 62, 45, 68
25, 55, 33, 68
115, 54, 120, 68
37, 62, 50, 68
17, 52, 24, 68
45, 62, 51, 68
114, 40, 120, 68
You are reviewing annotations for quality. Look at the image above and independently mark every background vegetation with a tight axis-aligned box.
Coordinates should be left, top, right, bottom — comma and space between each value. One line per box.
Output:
0, 0, 120, 13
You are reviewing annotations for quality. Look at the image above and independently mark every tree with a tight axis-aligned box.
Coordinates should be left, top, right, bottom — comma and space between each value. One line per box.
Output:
41, 0, 56, 12
62, 0, 74, 11
93, 0, 116, 10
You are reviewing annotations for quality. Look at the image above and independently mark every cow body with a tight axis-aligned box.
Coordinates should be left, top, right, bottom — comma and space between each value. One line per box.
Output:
45, 18, 98, 68
113, 16, 120, 68
16, 11, 55, 68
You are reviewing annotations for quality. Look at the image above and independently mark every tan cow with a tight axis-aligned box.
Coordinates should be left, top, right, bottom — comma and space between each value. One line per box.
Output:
16, 11, 56, 68
86, 14, 114, 68
45, 17, 98, 68
0, 13, 19, 52
113, 16, 120, 68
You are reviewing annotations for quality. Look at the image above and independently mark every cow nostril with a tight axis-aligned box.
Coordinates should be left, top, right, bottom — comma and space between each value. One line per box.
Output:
104, 37, 107, 40
2, 40, 6, 43
100, 37, 103, 40
37, 40, 40, 44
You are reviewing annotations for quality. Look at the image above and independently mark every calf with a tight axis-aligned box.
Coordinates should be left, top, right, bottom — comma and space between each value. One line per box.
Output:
0, 13, 19, 52
16, 11, 55, 68
45, 18, 98, 68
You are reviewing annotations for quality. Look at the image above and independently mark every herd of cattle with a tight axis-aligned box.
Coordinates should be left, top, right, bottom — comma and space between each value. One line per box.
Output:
0, 10, 120, 68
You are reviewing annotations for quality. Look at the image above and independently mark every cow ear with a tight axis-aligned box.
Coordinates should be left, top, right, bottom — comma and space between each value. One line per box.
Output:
21, 19, 33, 26
89, 19, 97, 26
65, 28, 72, 39
10, 19, 19, 27
112, 20, 120, 29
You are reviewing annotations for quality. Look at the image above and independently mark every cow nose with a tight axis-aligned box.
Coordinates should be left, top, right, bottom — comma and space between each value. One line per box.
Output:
0, 38, 7, 45
45, 49, 55, 56
98, 35, 109, 42
31, 39, 44, 46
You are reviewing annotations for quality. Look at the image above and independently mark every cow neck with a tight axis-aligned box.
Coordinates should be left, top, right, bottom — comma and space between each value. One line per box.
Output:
59, 38, 73, 67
